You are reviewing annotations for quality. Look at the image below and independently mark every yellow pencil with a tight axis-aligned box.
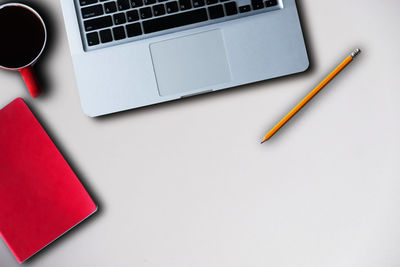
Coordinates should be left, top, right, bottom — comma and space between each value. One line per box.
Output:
261, 48, 361, 143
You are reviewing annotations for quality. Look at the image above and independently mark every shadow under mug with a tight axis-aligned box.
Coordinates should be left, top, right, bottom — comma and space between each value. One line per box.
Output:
0, 3, 47, 98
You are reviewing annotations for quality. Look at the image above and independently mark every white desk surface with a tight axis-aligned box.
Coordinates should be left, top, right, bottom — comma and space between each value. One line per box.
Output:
1, 0, 400, 266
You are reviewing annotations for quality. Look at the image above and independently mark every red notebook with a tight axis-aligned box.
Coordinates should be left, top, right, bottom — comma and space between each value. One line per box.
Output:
0, 98, 97, 263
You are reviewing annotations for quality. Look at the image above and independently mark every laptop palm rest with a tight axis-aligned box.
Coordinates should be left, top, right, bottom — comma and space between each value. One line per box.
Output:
150, 30, 232, 96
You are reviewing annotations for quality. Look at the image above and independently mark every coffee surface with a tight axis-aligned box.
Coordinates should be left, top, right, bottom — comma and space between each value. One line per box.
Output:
0, 6, 45, 69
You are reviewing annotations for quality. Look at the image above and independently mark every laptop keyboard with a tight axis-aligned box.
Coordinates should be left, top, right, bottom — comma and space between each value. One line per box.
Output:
78, 0, 280, 49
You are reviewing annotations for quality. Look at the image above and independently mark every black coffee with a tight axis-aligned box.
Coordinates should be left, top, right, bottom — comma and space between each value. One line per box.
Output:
0, 5, 45, 69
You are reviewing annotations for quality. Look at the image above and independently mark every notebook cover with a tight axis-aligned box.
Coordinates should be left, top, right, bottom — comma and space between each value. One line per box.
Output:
0, 98, 97, 263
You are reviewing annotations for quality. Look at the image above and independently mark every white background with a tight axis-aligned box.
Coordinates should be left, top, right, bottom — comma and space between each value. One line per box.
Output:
1, 0, 400, 266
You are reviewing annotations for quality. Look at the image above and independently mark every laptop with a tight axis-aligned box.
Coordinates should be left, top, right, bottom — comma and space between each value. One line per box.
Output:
60, 0, 308, 117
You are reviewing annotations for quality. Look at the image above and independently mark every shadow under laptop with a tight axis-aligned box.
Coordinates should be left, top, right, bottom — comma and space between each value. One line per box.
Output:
23, 103, 103, 264
95, 69, 315, 123
94, 71, 312, 122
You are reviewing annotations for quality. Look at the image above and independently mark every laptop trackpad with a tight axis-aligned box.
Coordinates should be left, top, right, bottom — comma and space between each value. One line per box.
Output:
150, 30, 232, 96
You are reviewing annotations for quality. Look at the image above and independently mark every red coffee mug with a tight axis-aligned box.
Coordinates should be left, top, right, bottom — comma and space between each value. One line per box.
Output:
0, 3, 47, 98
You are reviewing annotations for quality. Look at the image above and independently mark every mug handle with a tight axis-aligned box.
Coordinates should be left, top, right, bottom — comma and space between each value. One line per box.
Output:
19, 66, 41, 98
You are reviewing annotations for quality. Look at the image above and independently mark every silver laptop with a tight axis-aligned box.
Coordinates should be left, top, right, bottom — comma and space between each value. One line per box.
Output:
61, 0, 308, 117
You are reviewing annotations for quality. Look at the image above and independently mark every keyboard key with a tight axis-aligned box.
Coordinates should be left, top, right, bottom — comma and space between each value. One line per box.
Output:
112, 26, 126, 40
126, 10, 139, 21
140, 7, 153, 19
104, 2, 117, 13
224, 1, 237, 15
153, 4, 166, 16
179, 0, 192, 10
206, 0, 217, 5
86, 32, 100, 46
208, 4, 224, 19
82, 0, 280, 48
126, 22, 143, 37
113, 12, 126, 24
144, 0, 156, 5
81, 4, 104, 19
84, 16, 113, 31
251, 0, 264, 10
117, 0, 130, 10
80, 0, 97, 6
142, 8, 208, 33
192, 0, 205, 8
265, 0, 277, 7
130, 0, 143, 7
99, 29, 113, 43
166, 1, 179, 13
238, 5, 250, 12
